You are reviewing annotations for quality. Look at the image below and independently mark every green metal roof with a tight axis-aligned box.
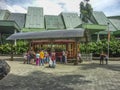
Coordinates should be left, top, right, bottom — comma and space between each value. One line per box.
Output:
109, 19, 120, 30
0, 10, 10, 20
93, 11, 108, 25
92, 11, 117, 32
61, 12, 82, 29
8, 13, 26, 29
96, 31, 113, 35
82, 24, 107, 33
0, 20, 21, 34
45, 15, 65, 30
25, 7, 44, 29
0, 8, 119, 37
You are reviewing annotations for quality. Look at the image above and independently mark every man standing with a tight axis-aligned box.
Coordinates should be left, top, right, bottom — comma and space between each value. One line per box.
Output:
104, 54, 108, 64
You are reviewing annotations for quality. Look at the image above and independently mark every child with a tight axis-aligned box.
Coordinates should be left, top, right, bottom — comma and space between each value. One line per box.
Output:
23, 51, 28, 64
49, 50, 56, 68
44, 51, 49, 64
49, 57, 53, 67
65, 51, 68, 64
36, 51, 40, 66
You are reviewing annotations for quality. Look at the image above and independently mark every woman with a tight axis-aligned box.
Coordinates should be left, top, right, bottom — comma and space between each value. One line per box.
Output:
49, 50, 56, 68
36, 51, 40, 66
77, 52, 82, 63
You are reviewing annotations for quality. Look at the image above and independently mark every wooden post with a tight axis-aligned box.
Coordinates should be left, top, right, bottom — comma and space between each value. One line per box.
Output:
85, 30, 89, 54
74, 38, 79, 65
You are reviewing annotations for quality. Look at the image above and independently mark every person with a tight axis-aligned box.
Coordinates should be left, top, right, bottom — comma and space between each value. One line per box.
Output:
49, 56, 53, 67
100, 51, 104, 65
49, 50, 56, 68
104, 54, 108, 64
77, 51, 82, 63
64, 51, 68, 64
36, 51, 40, 66
29, 50, 35, 64
62, 50, 66, 63
39, 50, 44, 66
23, 51, 28, 64
44, 50, 49, 64
27, 50, 31, 64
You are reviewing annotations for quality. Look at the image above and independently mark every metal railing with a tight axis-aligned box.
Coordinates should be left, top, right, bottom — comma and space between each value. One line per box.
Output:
81, 53, 92, 62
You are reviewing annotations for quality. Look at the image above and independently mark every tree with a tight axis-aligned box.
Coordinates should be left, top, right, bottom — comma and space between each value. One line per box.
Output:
80, 0, 93, 23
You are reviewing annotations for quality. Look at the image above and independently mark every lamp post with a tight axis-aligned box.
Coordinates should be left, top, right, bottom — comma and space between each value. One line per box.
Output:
107, 22, 110, 60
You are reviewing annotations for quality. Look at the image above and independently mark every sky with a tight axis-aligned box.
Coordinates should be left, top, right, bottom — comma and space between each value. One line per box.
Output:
0, 0, 120, 16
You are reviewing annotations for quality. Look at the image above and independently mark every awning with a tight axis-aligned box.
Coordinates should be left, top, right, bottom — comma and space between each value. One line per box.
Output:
0, 20, 21, 34
7, 28, 85, 40
31, 40, 76, 44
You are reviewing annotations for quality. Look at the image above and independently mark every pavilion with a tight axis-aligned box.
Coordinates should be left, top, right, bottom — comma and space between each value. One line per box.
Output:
2, 7, 120, 63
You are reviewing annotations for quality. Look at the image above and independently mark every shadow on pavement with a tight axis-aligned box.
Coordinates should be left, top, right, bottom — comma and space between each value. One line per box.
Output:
79, 61, 120, 71
0, 71, 92, 90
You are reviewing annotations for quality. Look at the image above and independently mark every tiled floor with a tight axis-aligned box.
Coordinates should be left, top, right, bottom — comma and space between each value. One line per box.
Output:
0, 56, 120, 90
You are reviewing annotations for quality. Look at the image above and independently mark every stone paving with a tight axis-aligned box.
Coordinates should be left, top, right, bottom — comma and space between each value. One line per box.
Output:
0, 56, 120, 90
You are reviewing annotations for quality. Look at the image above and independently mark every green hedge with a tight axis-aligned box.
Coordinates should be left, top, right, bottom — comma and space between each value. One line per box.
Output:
0, 38, 120, 57
80, 37, 120, 57
0, 40, 28, 54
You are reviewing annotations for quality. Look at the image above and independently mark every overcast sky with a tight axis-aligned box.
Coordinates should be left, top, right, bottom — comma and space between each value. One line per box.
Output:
0, 0, 120, 16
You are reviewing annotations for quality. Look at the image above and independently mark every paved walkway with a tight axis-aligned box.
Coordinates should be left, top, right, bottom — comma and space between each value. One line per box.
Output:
0, 56, 120, 90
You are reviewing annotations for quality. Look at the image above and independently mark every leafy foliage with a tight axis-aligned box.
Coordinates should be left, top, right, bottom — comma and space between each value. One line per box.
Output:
80, 1, 93, 23
0, 38, 120, 57
0, 40, 28, 54
80, 38, 120, 57
0, 43, 11, 54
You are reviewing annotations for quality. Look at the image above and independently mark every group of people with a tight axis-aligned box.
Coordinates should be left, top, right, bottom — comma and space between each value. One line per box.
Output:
23, 49, 69, 68
100, 51, 108, 65
24, 50, 107, 66
23, 49, 56, 68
